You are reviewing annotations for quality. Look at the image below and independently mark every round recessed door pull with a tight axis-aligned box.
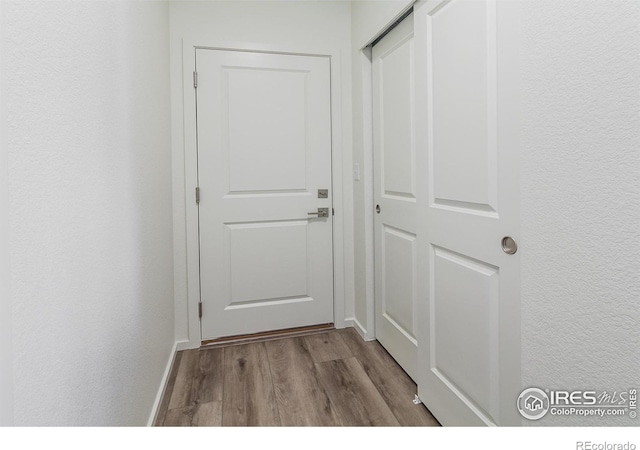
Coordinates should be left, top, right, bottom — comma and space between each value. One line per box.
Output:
501, 236, 518, 255
376, 204, 381, 214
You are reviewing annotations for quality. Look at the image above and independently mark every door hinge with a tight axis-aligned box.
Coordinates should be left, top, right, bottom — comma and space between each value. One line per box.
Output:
198, 302, 203, 319
193, 71, 198, 89
195, 187, 200, 204
332, 208, 335, 216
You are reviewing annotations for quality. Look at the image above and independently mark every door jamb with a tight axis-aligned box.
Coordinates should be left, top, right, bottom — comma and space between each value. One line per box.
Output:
360, 46, 376, 341
180, 39, 349, 349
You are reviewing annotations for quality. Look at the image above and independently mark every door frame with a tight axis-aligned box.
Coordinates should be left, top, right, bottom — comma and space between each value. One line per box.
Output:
180, 39, 350, 349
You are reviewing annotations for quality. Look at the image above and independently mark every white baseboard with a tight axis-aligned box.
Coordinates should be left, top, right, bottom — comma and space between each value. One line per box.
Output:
147, 341, 179, 427
344, 317, 374, 341
176, 339, 195, 351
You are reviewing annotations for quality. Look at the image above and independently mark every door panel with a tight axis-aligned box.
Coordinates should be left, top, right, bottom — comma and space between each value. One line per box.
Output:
381, 37, 416, 200
226, 221, 309, 305
431, 246, 499, 423
415, 0, 521, 426
225, 67, 308, 193
431, 0, 496, 210
382, 226, 416, 339
196, 49, 333, 340
373, 15, 418, 381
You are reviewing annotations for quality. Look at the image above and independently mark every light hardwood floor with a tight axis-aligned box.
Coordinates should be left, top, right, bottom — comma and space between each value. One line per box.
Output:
154, 328, 440, 427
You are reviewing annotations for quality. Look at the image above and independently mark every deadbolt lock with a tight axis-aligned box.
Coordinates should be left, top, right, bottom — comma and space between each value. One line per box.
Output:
318, 189, 328, 199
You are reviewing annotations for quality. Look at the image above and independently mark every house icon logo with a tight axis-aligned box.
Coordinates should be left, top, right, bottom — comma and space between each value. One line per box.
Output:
517, 388, 550, 420
525, 395, 543, 411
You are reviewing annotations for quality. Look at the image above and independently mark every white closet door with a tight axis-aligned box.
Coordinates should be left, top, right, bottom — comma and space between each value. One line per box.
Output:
373, 15, 418, 381
415, 0, 521, 426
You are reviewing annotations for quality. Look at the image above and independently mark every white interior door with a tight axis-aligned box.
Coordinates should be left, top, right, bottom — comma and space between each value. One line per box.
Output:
373, 16, 418, 381
196, 49, 334, 340
414, 0, 521, 426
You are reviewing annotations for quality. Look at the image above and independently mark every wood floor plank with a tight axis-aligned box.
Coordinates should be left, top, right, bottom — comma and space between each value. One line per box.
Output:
198, 347, 224, 404
167, 347, 224, 411
153, 350, 183, 426
164, 402, 222, 426
315, 357, 400, 426
339, 328, 440, 426
303, 330, 353, 363
168, 349, 200, 410
265, 337, 340, 426
222, 343, 281, 426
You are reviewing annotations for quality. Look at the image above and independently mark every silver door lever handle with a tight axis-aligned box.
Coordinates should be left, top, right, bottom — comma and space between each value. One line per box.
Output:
308, 208, 329, 218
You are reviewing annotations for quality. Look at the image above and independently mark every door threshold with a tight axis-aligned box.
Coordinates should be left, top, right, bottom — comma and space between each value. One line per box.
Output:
200, 323, 335, 349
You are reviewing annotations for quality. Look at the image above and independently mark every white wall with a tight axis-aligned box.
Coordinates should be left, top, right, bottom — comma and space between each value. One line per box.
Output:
520, 0, 640, 426
0, 0, 14, 427
350, 0, 413, 337
4, 0, 175, 425
169, 0, 354, 346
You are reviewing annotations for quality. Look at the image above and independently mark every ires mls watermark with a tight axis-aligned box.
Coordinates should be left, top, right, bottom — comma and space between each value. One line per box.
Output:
517, 387, 637, 420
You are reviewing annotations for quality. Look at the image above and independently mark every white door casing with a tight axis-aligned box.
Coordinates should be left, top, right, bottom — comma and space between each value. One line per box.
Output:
195, 49, 334, 340
372, 16, 419, 381
414, 0, 521, 426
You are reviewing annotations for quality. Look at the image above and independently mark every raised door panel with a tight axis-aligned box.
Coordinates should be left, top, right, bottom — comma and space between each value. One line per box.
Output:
225, 67, 309, 194
430, 246, 499, 424
226, 221, 309, 306
379, 37, 416, 201
429, 0, 498, 214
382, 226, 417, 341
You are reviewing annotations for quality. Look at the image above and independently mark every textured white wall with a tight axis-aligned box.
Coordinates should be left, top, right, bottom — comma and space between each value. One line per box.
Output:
351, 0, 413, 336
169, 0, 354, 346
4, 0, 174, 425
520, 0, 640, 426
0, 0, 14, 427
